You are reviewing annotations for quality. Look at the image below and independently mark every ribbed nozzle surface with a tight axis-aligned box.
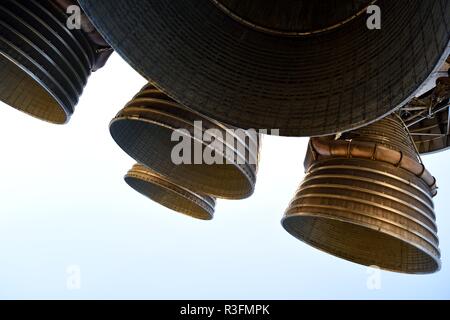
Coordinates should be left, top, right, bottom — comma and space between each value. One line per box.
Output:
125, 164, 216, 220
110, 83, 260, 199
0, 0, 95, 123
283, 115, 441, 274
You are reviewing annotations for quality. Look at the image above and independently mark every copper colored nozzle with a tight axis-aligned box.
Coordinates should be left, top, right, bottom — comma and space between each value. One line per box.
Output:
125, 164, 216, 221
111, 83, 260, 199
283, 115, 441, 274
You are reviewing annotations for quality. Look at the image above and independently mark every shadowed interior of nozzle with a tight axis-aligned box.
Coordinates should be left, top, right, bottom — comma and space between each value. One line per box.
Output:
111, 119, 254, 199
0, 54, 67, 123
282, 216, 440, 274
125, 175, 213, 220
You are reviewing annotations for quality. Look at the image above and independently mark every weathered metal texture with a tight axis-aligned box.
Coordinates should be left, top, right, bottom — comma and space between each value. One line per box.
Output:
401, 58, 450, 154
110, 83, 260, 199
283, 115, 441, 274
78, 0, 450, 136
0, 0, 112, 124
211, 0, 376, 36
125, 164, 216, 220
52, 0, 113, 71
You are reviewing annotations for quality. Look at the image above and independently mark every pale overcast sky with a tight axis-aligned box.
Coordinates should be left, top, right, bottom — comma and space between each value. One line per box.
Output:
0, 54, 449, 299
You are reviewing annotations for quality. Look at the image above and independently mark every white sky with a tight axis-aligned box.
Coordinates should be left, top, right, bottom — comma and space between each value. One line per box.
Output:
0, 54, 449, 299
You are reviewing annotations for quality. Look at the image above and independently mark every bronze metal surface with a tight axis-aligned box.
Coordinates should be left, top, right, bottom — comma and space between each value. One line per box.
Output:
52, 0, 113, 71
283, 116, 441, 274
0, 0, 111, 123
125, 164, 216, 220
110, 83, 260, 199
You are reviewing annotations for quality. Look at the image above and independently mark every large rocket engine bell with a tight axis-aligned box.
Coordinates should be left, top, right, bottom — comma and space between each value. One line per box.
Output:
283, 115, 440, 273
78, 0, 449, 136
0, 0, 112, 123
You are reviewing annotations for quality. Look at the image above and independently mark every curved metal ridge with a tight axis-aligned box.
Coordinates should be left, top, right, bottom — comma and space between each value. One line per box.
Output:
0, 32, 76, 111
281, 211, 441, 271
211, 0, 379, 37
0, 2, 85, 93
120, 99, 259, 168
0, 10, 79, 105
125, 164, 216, 220
33, 0, 94, 68
283, 115, 441, 274
130, 164, 216, 210
306, 164, 434, 204
0, 0, 98, 123
309, 136, 437, 194
300, 173, 435, 215
111, 110, 257, 185
110, 83, 260, 199
142, 82, 260, 148
288, 190, 438, 245
343, 115, 420, 160
285, 200, 440, 256
292, 184, 437, 232
52, 0, 113, 71
121, 84, 261, 167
